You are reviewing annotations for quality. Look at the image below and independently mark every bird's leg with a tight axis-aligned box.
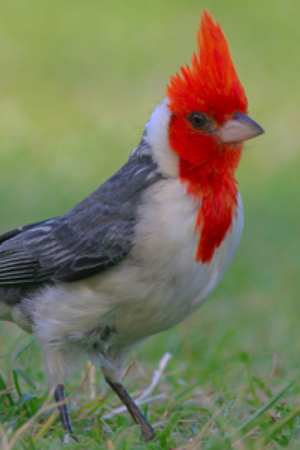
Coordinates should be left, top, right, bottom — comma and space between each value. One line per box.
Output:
54, 384, 79, 443
105, 378, 155, 442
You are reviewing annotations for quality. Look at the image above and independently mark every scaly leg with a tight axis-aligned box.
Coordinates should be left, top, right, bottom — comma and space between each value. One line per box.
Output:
105, 378, 155, 442
54, 384, 79, 443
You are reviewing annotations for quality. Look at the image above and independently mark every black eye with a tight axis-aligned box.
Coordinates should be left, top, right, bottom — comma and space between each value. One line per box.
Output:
188, 112, 208, 130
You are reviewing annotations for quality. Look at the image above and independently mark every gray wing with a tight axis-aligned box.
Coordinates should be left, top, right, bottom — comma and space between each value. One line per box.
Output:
0, 145, 162, 287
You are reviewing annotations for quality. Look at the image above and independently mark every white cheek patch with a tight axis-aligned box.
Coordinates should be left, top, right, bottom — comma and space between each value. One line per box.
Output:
145, 99, 179, 177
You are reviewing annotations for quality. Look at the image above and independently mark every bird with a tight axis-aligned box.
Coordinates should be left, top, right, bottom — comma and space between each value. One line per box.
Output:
0, 10, 263, 443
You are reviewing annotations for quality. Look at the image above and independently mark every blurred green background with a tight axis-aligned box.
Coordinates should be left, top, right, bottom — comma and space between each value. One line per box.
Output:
0, 0, 299, 424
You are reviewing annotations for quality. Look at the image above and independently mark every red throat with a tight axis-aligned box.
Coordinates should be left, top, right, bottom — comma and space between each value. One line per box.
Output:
179, 148, 241, 263
166, 11, 247, 263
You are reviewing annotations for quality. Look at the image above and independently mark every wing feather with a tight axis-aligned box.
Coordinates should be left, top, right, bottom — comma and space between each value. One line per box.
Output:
0, 148, 161, 286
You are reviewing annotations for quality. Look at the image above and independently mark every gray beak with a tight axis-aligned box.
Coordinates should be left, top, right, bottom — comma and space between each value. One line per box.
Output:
218, 112, 264, 144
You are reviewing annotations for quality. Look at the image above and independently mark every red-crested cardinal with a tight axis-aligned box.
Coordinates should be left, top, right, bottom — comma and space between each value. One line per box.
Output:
0, 11, 263, 442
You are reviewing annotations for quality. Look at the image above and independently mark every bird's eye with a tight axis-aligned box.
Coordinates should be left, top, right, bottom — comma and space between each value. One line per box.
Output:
188, 112, 208, 130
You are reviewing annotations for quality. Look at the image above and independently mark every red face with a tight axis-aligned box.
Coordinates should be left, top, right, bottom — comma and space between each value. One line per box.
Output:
167, 11, 248, 171
166, 11, 249, 264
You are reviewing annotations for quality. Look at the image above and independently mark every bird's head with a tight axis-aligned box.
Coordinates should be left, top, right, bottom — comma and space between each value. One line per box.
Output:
167, 10, 263, 177
146, 11, 263, 264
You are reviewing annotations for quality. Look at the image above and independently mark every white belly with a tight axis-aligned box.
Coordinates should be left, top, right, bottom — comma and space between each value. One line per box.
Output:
28, 179, 243, 349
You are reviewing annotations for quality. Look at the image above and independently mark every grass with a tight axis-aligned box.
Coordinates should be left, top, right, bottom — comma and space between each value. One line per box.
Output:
0, 1, 300, 448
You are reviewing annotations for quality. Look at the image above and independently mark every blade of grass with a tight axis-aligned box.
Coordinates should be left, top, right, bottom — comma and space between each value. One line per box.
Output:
4, 395, 61, 450
14, 367, 36, 391
227, 379, 295, 441
14, 339, 36, 359
12, 369, 22, 398
255, 401, 300, 447
32, 412, 57, 443
0, 372, 14, 406
174, 407, 226, 450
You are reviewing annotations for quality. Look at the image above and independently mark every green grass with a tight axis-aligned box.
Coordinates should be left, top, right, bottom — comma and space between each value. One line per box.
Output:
0, 1, 300, 448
